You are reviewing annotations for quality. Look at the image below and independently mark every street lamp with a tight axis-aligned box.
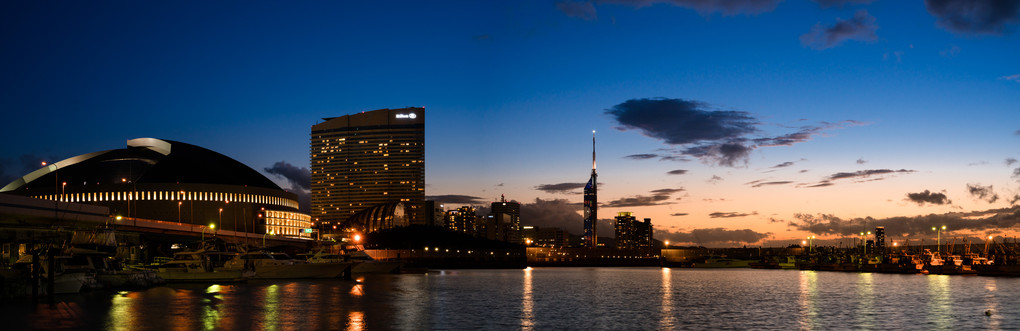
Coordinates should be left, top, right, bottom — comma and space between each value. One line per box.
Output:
219, 208, 223, 230
202, 224, 216, 240
263, 230, 275, 248
808, 236, 816, 254
177, 201, 182, 224
664, 240, 670, 247
933, 225, 946, 253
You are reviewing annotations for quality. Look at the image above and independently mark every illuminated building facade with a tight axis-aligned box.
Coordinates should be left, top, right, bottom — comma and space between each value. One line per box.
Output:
583, 133, 598, 248
489, 195, 521, 243
875, 226, 886, 250
521, 226, 569, 247
445, 206, 477, 234
1, 138, 311, 238
311, 107, 425, 234
614, 212, 653, 249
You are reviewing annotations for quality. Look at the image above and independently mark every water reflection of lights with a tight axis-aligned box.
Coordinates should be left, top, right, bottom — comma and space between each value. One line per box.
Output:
855, 273, 875, 328
202, 284, 225, 330
798, 271, 819, 329
347, 311, 365, 331
659, 268, 675, 329
107, 291, 139, 329
984, 278, 1000, 329
927, 275, 952, 329
522, 267, 534, 330
263, 284, 280, 330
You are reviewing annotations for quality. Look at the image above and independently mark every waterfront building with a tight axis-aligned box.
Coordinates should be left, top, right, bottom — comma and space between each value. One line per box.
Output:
445, 206, 478, 234
583, 132, 598, 248
521, 226, 569, 247
424, 200, 445, 227
0, 138, 310, 238
489, 195, 521, 243
311, 107, 425, 235
614, 212, 653, 249
875, 226, 886, 251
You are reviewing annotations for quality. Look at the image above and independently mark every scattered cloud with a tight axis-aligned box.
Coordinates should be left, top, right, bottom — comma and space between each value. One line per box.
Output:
625, 153, 658, 160
671, 212, 689, 216
667, 169, 689, 175
967, 183, 1000, 203
607, 98, 862, 167
856, 158, 868, 165
556, 0, 598, 21
708, 175, 724, 184
788, 206, 1020, 237
750, 181, 794, 188
925, 0, 1020, 35
1002, 74, 1020, 82
535, 182, 587, 194
709, 211, 758, 218
655, 228, 772, 246
607, 98, 758, 145
1006, 158, 1017, 166
940, 45, 961, 57
473, 34, 491, 41
425, 194, 488, 205
771, 161, 795, 168
800, 10, 879, 50
650, 188, 685, 195
265, 161, 311, 213
906, 190, 952, 205
827, 169, 916, 182
596, 0, 783, 17
812, 0, 876, 8
603, 194, 673, 207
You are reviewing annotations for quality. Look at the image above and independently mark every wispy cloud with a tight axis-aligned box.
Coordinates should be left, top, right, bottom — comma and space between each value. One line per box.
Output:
800, 10, 879, 50
425, 195, 488, 205
535, 182, 587, 194
771, 161, 795, 168
556, 0, 598, 21
811, 0, 876, 8
906, 190, 952, 205
667, 169, 689, 175
588, 0, 783, 18
1002, 74, 1020, 82
624, 153, 658, 160
603, 194, 673, 207
671, 212, 689, 216
750, 181, 794, 188
709, 211, 758, 218
925, 0, 1020, 35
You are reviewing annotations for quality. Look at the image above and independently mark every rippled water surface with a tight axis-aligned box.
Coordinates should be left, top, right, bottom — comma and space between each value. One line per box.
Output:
6, 268, 1020, 330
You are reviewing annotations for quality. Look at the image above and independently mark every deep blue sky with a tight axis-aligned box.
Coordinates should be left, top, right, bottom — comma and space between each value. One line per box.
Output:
3, 0, 1019, 246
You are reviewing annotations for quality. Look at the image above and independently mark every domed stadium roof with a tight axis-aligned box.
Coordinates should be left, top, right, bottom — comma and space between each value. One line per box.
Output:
2, 138, 282, 192
345, 202, 408, 233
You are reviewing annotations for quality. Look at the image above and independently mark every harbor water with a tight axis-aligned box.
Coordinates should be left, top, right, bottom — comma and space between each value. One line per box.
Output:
5, 267, 1019, 330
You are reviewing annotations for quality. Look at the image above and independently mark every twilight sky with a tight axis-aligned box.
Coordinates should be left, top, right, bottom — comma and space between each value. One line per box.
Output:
2, 0, 1019, 247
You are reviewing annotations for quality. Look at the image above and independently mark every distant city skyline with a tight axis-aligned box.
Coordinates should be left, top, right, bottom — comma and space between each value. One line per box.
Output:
2, 1, 1018, 247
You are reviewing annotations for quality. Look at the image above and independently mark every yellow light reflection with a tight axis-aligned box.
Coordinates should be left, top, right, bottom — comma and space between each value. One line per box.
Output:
927, 275, 952, 329
107, 291, 138, 330
659, 267, 675, 329
984, 278, 1000, 329
347, 311, 365, 331
855, 272, 875, 328
263, 284, 280, 331
798, 271, 819, 329
522, 267, 534, 330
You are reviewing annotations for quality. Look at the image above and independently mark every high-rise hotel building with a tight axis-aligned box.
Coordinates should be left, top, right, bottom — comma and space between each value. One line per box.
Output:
311, 107, 425, 234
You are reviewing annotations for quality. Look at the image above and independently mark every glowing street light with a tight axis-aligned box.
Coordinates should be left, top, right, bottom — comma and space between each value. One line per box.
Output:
202, 223, 216, 240
664, 240, 670, 247
808, 236, 816, 254
263, 230, 275, 248
933, 225, 946, 253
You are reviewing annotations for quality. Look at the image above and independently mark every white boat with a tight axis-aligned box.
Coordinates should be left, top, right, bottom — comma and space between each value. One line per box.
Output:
222, 251, 352, 279
304, 244, 403, 274
157, 249, 252, 282
63, 248, 164, 289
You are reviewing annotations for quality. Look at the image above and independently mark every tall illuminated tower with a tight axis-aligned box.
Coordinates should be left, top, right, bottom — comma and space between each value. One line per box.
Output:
311, 107, 425, 235
583, 131, 598, 248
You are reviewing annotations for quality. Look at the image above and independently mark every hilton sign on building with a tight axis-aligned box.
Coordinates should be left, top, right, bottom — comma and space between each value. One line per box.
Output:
310, 107, 425, 235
